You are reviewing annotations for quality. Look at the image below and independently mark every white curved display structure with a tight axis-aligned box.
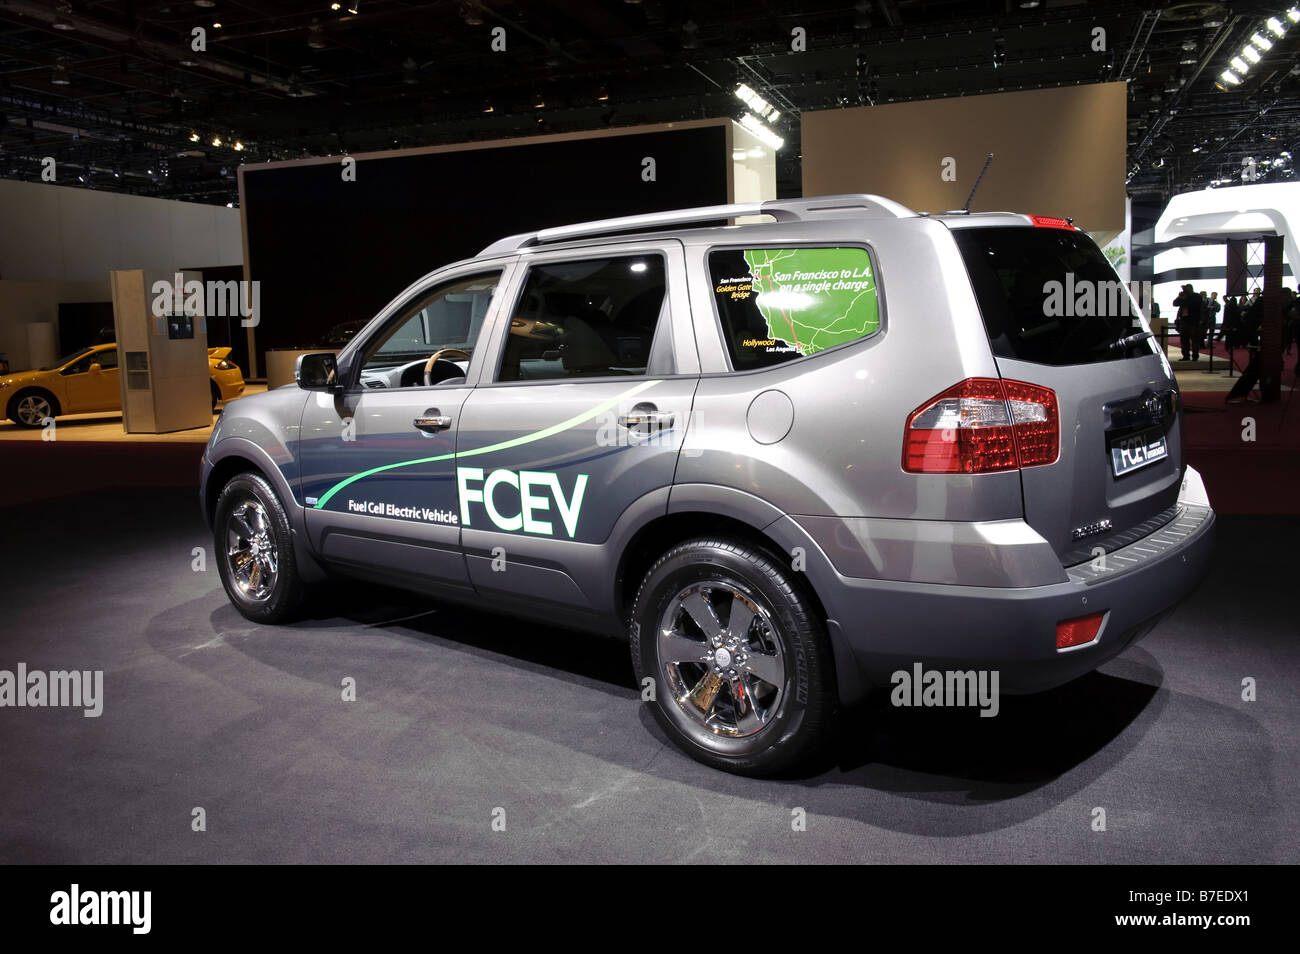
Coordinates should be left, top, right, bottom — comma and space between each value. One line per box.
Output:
1154, 182, 1299, 276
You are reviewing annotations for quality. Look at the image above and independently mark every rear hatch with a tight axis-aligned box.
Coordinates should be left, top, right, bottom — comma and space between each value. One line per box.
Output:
951, 220, 1183, 565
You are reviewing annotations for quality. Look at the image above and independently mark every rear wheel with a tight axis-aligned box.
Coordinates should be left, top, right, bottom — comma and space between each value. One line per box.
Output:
630, 537, 834, 776
214, 472, 305, 623
210, 381, 222, 412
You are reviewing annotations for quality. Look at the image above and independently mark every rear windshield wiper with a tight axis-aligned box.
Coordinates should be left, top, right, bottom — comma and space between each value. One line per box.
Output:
1108, 330, 1153, 354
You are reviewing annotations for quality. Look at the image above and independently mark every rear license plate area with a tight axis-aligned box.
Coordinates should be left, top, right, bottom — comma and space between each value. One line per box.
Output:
1110, 427, 1168, 477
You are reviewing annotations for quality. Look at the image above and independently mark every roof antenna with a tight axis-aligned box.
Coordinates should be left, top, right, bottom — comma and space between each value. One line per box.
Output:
962, 153, 995, 213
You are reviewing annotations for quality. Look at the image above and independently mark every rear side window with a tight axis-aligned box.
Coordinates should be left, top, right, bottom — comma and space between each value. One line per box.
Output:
708, 247, 880, 371
497, 254, 669, 381
953, 226, 1153, 366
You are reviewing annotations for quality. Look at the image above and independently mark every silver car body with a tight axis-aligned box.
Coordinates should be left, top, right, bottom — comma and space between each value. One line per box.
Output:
201, 195, 1215, 703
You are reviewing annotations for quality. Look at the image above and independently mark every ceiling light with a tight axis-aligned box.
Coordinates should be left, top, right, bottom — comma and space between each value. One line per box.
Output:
52, 9, 75, 31
179, 57, 198, 67
347, 1, 359, 14
211, 135, 222, 146
194, 0, 216, 7
233, 141, 244, 151
481, 99, 493, 113
1180, 55, 1197, 65
1250, 32, 1272, 50
213, 21, 223, 29
681, 20, 698, 50
533, 92, 545, 109
738, 112, 784, 151
330, 2, 341, 9
1241, 45, 1261, 64
596, 85, 609, 102
189, 130, 200, 142
1266, 17, 1286, 36
1230, 56, 1250, 73
1289, 8, 1300, 24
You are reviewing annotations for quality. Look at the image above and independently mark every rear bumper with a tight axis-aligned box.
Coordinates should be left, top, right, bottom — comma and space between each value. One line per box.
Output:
791, 469, 1215, 694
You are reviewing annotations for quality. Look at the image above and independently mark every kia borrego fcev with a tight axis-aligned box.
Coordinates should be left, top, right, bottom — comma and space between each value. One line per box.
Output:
200, 194, 1214, 775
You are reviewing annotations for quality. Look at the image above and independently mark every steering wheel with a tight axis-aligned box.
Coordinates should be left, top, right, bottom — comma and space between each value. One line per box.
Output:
423, 348, 471, 386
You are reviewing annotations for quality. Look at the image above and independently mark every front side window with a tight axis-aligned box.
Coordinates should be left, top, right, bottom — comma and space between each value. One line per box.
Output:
497, 255, 668, 382
93, 348, 119, 370
357, 272, 500, 388
708, 246, 881, 371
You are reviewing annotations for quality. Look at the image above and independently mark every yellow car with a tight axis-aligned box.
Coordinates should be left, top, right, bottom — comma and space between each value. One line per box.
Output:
0, 343, 246, 428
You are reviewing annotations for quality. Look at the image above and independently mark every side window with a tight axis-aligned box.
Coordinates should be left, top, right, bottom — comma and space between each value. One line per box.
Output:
94, 349, 119, 370
497, 254, 668, 382
62, 352, 96, 375
708, 246, 880, 371
357, 271, 501, 389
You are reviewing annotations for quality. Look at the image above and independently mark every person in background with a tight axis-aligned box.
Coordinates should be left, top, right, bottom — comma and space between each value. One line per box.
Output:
1220, 295, 1239, 343
1206, 291, 1221, 341
1173, 284, 1204, 361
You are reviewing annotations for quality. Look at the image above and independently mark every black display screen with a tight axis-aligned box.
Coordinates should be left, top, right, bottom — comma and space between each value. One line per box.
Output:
241, 124, 729, 373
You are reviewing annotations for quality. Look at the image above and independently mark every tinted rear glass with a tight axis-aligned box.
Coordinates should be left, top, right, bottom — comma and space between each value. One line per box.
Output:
953, 226, 1153, 366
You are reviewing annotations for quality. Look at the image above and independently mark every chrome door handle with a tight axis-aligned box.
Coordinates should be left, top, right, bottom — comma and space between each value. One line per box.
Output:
618, 409, 674, 430
413, 414, 452, 432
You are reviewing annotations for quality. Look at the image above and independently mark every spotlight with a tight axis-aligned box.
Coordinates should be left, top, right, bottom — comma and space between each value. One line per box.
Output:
481, 99, 494, 113
461, 3, 483, 26
330, 2, 341, 9
596, 85, 609, 102
52, 8, 75, 31
213, 22, 222, 30
533, 92, 545, 109
233, 141, 244, 151
194, 0, 216, 7
189, 131, 201, 142
1289, 8, 1300, 24
347, 1, 359, 14
49, 65, 71, 86
211, 135, 222, 146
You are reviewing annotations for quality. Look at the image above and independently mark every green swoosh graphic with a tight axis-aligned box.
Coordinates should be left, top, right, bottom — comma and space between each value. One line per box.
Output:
313, 378, 662, 509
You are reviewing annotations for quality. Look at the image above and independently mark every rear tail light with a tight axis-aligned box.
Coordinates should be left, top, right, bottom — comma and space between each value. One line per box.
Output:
902, 377, 1059, 474
1056, 611, 1105, 650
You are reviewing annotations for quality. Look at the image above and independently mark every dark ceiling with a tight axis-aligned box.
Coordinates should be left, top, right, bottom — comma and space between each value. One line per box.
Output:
1, 0, 1297, 207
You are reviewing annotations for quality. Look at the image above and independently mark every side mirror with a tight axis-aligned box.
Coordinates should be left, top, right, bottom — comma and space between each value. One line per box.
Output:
88, 363, 102, 373
295, 352, 340, 391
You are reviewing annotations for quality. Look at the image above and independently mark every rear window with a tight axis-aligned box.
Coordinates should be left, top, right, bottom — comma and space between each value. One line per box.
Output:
708, 246, 880, 371
953, 226, 1154, 366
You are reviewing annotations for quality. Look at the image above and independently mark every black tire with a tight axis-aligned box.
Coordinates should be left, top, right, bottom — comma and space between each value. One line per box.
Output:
211, 381, 222, 412
7, 388, 60, 428
629, 537, 835, 776
213, 472, 305, 624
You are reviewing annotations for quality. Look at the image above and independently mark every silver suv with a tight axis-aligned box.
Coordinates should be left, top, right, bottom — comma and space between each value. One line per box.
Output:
201, 194, 1215, 775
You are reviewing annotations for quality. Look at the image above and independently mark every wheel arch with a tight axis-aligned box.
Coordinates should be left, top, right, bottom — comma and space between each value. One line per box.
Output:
7, 386, 62, 422
617, 483, 869, 706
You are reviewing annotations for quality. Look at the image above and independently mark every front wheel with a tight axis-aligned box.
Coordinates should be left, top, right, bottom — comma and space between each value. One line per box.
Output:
214, 472, 305, 623
8, 389, 57, 428
629, 537, 835, 776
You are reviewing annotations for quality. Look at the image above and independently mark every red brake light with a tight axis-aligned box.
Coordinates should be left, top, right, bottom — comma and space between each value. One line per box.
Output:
1029, 214, 1075, 230
1056, 612, 1105, 650
902, 377, 1059, 474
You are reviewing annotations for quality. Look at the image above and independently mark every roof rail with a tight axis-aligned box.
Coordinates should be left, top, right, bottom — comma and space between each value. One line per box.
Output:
478, 193, 914, 256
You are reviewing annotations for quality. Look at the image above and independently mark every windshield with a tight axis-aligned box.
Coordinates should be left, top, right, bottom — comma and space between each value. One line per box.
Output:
41, 348, 95, 372
953, 226, 1156, 366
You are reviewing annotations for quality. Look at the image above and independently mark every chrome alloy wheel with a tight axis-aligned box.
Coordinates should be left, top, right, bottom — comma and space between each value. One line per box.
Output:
225, 497, 278, 602
15, 394, 52, 426
657, 582, 786, 739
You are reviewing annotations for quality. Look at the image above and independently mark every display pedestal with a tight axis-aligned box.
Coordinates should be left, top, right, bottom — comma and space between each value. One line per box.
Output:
111, 269, 212, 433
